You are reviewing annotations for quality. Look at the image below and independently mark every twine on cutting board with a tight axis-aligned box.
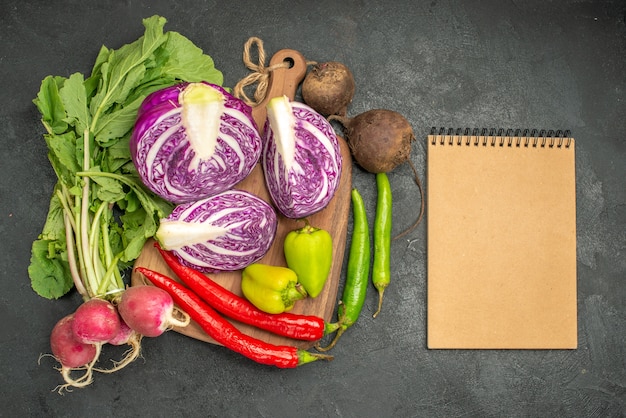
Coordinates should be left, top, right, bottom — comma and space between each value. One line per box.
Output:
233, 37, 316, 106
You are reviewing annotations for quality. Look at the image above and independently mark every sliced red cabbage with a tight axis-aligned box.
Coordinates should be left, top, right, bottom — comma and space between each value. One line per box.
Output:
130, 82, 261, 204
156, 190, 277, 272
262, 96, 342, 218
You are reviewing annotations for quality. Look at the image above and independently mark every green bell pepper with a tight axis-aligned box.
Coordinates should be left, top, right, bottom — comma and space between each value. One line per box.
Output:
283, 220, 333, 298
241, 263, 308, 314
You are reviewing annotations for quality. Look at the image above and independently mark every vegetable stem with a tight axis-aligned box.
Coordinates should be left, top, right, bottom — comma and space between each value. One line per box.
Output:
96, 253, 123, 297
63, 212, 88, 300
89, 201, 108, 283
100, 209, 113, 271
80, 130, 99, 297
55, 188, 77, 232
76, 170, 155, 204
72, 193, 88, 288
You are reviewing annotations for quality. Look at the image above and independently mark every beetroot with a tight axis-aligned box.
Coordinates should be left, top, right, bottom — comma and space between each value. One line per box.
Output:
331, 109, 415, 174
302, 61, 355, 117
331, 109, 423, 240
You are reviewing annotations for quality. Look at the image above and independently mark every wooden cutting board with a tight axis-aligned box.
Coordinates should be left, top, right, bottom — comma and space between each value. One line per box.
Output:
131, 49, 352, 349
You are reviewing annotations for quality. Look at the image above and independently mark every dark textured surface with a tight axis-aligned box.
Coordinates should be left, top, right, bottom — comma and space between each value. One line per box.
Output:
2, 1, 625, 416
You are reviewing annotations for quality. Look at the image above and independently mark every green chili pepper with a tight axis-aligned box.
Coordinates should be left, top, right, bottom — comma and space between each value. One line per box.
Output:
372, 172, 392, 318
284, 219, 333, 298
316, 188, 370, 352
241, 263, 308, 314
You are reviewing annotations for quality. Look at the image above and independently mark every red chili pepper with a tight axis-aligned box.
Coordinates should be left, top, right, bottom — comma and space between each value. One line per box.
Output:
155, 242, 334, 341
135, 267, 333, 368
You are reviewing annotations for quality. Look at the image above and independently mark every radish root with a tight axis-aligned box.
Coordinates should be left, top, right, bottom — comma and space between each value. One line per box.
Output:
53, 343, 102, 394
94, 333, 143, 374
392, 159, 425, 241
168, 307, 191, 329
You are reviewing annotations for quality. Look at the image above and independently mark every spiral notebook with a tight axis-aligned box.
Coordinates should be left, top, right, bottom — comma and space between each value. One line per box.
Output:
427, 128, 577, 349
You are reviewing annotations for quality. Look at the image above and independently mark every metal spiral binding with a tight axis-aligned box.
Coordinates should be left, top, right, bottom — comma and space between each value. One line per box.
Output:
430, 127, 572, 148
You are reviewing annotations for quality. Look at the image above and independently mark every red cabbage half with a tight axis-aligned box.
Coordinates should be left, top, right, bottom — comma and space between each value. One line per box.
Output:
155, 189, 277, 273
262, 96, 342, 218
130, 82, 261, 204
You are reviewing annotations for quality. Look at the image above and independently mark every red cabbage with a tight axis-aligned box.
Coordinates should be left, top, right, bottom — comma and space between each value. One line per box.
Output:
130, 82, 261, 204
262, 96, 342, 218
156, 190, 277, 272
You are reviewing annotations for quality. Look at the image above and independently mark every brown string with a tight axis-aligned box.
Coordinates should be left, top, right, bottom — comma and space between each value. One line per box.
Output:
233, 37, 291, 106
233, 37, 317, 106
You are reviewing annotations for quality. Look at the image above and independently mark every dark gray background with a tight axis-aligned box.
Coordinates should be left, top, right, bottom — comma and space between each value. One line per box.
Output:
2, 1, 624, 416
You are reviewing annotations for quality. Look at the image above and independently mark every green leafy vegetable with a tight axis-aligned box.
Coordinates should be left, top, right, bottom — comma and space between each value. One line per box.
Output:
29, 15, 225, 300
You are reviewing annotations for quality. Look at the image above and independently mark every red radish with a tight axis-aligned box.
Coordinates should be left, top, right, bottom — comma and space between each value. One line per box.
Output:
95, 318, 143, 375
71, 298, 121, 344
107, 318, 135, 346
49, 314, 101, 392
50, 314, 98, 369
117, 285, 190, 337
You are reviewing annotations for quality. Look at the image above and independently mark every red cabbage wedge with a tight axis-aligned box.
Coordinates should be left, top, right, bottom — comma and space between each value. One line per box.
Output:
156, 190, 277, 272
131, 82, 261, 204
262, 96, 342, 218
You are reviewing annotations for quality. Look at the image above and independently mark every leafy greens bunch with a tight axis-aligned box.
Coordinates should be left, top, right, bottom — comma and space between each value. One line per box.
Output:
29, 15, 224, 300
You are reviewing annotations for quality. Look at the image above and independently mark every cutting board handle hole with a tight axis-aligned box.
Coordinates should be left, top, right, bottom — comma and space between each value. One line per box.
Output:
282, 57, 295, 69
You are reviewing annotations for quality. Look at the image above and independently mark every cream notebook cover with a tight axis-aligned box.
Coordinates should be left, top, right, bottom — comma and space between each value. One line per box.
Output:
427, 128, 577, 349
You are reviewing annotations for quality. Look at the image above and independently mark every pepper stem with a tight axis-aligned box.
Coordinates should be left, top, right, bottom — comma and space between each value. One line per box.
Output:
288, 283, 308, 301
324, 321, 341, 335
297, 217, 319, 234
372, 288, 385, 318
315, 325, 346, 352
297, 349, 334, 366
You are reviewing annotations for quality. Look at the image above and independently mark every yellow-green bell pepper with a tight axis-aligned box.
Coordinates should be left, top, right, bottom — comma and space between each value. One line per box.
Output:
284, 220, 333, 298
241, 263, 308, 314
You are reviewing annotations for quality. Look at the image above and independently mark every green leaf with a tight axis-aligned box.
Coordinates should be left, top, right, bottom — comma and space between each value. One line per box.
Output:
90, 45, 112, 78
141, 15, 168, 55
93, 94, 144, 146
124, 190, 141, 212
86, 167, 127, 203
126, 77, 178, 104
101, 135, 132, 173
29, 239, 73, 299
106, 220, 125, 262
34, 76, 69, 135
44, 131, 80, 184
68, 184, 82, 197
114, 63, 147, 106
59, 72, 90, 134
159, 31, 224, 84
89, 60, 110, 115
120, 208, 157, 262
40, 190, 66, 242
117, 189, 141, 213
131, 182, 173, 219
90, 15, 167, 118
